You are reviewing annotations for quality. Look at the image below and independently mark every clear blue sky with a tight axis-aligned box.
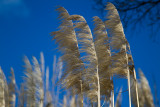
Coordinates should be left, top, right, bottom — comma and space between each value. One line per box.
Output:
0, 0, 160, 106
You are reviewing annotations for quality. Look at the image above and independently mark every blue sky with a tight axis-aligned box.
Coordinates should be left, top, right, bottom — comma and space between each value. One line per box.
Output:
0, 0, 160, 106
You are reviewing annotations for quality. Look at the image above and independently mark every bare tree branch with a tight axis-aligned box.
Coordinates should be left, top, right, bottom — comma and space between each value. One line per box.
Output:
92, 0, 160, 41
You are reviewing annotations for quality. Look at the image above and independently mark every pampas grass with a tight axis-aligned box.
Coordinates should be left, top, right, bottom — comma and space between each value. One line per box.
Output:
0, 67, 6, 107
23, 56, 37, 107
0, 54, 156, 107
51, 8, 88, 107
0, 2, 157, 107
131, 69, 154, 107
104, 3, 133, 107
8, 68, 16, 107
139, 69, 154, 107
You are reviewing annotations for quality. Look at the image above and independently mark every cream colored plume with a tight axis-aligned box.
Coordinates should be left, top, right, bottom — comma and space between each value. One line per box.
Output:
69, 14, 100, 107
93, 16, 113, 99
139, 70, 154, 107
0, 67, 5, 107
8, 68, 16, 107
23, 56, 37, 107
104, 2, 136, 107
51, 7, 89, 107
32, 56, 44, 107
24, 55, 45, 107
105, 2, 130, 78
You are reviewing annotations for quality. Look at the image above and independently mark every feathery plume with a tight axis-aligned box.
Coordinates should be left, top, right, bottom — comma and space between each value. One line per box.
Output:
93, 16, 113, 102
105, 2, 130, 78
52, 55, 57, 87
23, 56, 37, 107
46, 67, 49, 92
0, 67, 5, 107
69, 14, 100, 106
45, 67, 53, 107
51, 7, 88, 106
40, 52, 45, 81
139, 70, 154, 107
131, 70, 154, 107
8, 68, 16, 107
56, 58, 63, 106
104, 3, 135, 107
32, 56, 44, 107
